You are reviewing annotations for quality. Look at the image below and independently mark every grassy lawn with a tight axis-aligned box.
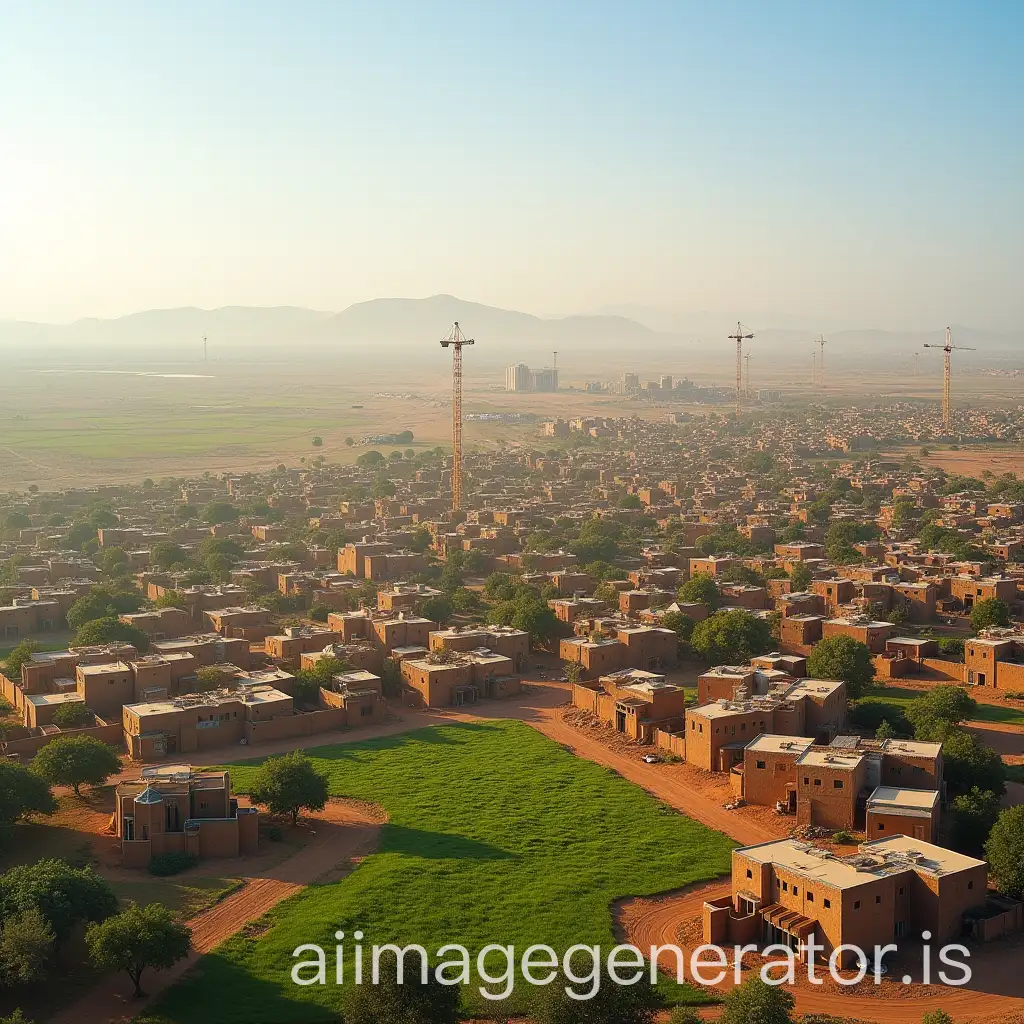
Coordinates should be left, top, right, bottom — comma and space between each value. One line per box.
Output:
0, 634, 73, 662
110, 876, 244, 920
855, 685, 1024, 729
138, 720, 735, 1023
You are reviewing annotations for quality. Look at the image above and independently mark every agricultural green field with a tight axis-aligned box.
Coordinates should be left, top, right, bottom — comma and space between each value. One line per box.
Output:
139, 721, 735, 1023
855, 685, 1024, 729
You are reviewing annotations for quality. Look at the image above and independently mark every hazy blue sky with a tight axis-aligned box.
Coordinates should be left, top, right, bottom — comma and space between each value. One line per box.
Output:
1, 1, 1021, 329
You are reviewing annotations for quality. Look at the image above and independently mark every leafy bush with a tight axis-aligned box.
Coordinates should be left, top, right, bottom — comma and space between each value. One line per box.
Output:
148, 851, 199, 876
267, 826, 283, 842
51, 703, 95, 729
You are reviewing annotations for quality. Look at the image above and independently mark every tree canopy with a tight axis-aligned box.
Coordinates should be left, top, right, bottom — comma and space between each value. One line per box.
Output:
949, 786, 1001, 855
677, 572, 719, 609
985, 804, 1024, 899
72, 616, 150, 652
721, 976, 795, 1024
248, 750, 329, 825
86, 901, 191, 998
970, 597, 1010, 633
690, 610, 773, 664
906, 686, 977, 742
942, 729, 1006, 797
0, 761, 56, 836
806, 634, 875, 700
31, 735, 122, 797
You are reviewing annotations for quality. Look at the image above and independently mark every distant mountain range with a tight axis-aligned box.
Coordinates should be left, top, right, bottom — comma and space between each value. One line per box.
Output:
0, 295, 1019, 368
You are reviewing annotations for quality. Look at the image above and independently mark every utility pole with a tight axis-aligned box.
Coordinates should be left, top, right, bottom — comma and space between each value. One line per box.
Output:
923, 327, 976, 431
814, 335, 827, 389
728, 321, 754, 414
440, 321, 475, 513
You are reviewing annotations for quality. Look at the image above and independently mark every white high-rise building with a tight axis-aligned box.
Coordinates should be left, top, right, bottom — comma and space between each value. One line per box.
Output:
505, 364, 532, 391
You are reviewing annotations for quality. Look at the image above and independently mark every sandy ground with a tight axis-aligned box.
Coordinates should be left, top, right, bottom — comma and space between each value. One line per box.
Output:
52, 798, 385, 1024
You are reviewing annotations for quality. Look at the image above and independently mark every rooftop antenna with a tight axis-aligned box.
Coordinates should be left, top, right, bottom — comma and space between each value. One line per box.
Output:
728, 321, 754, 414
923, 327, 976, 430
814, 335, 827, 390
439, 322, 475, 512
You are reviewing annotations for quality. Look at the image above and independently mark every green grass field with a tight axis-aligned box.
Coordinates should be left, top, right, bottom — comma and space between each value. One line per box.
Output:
138, 721, 735, 1023
855, 685, 1024, 729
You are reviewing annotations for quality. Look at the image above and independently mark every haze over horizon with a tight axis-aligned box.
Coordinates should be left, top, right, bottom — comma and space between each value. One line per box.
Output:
2, 2, 1021, 331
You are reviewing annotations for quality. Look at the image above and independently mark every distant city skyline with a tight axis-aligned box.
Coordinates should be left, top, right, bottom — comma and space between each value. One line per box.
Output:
1, 2, 1021, 331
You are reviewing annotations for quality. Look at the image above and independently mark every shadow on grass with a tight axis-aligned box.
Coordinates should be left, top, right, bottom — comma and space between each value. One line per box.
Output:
381, 824, 519, 861
136, 949, 337, 1024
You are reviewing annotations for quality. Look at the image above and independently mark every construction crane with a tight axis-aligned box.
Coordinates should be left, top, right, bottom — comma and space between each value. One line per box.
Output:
439, 321, 475, 513
923, 326, 975, 431
814, 335, 827, 390
728, 322, 754, 413
743, 351, 752, 397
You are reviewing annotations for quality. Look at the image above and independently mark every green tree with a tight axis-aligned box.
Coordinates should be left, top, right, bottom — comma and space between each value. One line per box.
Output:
30, 735, 121, 797
906, 686, 977, 742
248, 751, 329, 825
311, 436, 323, 447
51, 703, 95, 729
788, 562, 813, 591
355, 450, 385, 469
0, 906, 55, 987
618, 493, 643, 509
418, 594, 454, 625
0, 1010, 35, 1024
202, 501, 240, 525
154, 590, 187, 610
531, 956, 659, 1024
149, 541, 189, 568
380, 658, 404, 699
564, 660, 584, 684
921, 1012, 955, 1024
662, 610, 696, 650
66, 586, 144, 631
72, 617, 150, 652
985, 805, 1024, 898
690, 610, 773, 664
100, 546, 131, 576
451, 587, 482, 614
0, 761, 56, 836
875, 719, 896, 741
3, 640, 39, 681
488, 593, 558, 645
678, 572, 719, 610
408, 526, 433, 553
721, 976, 795, 1024
971, 597, 1010, 633
176, 503, 199, 521
0, 859, 117, 942
345, 959, 460, 1024
806, 634, 876, 700
86, 901, 191, 998
949, 786, 1001, 855
942, 729, 1006, 797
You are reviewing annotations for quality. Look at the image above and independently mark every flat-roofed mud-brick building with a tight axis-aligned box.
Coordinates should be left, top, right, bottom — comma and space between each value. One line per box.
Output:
115, 765, 259, 869
866, 786, 940, 843
571, 668, 687, 742
704, 835, 987, 969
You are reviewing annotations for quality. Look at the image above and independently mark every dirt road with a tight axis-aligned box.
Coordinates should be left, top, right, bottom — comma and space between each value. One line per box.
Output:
52, 799, 384, 1024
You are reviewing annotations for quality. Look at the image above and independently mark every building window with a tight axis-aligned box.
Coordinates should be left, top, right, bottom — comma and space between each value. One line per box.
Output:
834, 779, 844, 789
854, 900, 861, 910
876, 895, 882, 904
803, 777, 810, 785
877, 823, 885, 831
746, 869, 752, 879
756, 760, 766, 770
782, 881, 788, 892
807, 892, 814, 902
200, 801, 208, 810
823, 898, 831, 909
814, 778, 822, 787
793, 886, 798, 896
967, 881, 973, 890
898, 886, 905, 896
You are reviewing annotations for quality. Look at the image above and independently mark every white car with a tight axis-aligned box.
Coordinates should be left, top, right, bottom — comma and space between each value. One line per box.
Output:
642, 754, 661, 764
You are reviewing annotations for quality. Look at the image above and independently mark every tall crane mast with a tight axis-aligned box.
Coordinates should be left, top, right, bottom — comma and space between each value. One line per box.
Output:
728, 321, 754, 414
439, 321, 475, 513
743, 351, 752, 397
923, 326, 976, 431
814, 335, 827, 390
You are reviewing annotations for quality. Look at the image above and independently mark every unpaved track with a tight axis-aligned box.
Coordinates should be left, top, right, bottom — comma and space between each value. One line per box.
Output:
52, 800, 383, 1024
617, 884, 1024, 1024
